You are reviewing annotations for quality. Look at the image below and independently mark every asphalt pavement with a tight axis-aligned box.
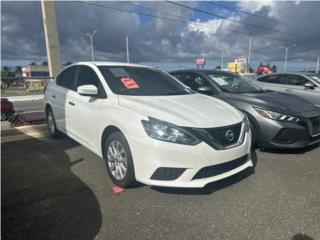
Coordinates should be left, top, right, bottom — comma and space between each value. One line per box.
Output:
1, 133, 320, 240
13, 99, 44, 113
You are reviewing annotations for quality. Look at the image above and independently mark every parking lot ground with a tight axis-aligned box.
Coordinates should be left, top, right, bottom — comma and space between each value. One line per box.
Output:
1, 133, 320, 240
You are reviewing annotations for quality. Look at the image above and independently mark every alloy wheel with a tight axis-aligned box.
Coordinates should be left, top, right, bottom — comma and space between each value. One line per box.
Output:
107, 140, 128, 181
47, 111, 55, 135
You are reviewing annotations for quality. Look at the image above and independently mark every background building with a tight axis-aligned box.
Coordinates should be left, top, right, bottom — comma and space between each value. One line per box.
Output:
21, 65, 50, 78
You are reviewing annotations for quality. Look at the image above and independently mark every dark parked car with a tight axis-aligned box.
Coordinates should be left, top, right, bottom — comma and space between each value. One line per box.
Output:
257, 73, 320, 106
170, 69, 320, 149
1, 98, 15, 121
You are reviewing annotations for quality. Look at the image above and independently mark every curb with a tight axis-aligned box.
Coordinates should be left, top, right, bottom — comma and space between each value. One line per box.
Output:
6, 94, 44, 102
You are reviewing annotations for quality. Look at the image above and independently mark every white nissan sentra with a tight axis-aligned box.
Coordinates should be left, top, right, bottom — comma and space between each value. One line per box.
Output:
44, 62, 253, 188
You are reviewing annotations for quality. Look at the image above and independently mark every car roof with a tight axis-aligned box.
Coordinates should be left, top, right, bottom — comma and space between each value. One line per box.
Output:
258, 72, 309, 77
169, 69, 233, 74
75, 61, 150, 68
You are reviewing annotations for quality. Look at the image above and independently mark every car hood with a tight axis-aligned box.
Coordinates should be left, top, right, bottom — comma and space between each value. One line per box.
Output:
118, 93, 243, 128
222, 91, 317, 115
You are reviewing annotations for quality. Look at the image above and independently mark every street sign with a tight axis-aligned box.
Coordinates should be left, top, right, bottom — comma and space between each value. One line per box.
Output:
196, 58, 205, 66
235, 58, 247, 64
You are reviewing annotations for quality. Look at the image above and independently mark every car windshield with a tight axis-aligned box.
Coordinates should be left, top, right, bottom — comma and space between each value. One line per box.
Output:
207, 72, 265, 93
308, 74, 320, 84
98, 66, 192, 96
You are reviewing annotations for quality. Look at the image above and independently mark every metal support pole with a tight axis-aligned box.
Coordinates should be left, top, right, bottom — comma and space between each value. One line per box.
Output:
90, 37, 94, 61
41, 0, 62, 78
247, 38, 252, 73
86, 31, 97, 62
284, 47, 288, 72
282, 44, 296, 72
220, 48, 224, 69
316, 57, 320, 73
126, 36, 130, 63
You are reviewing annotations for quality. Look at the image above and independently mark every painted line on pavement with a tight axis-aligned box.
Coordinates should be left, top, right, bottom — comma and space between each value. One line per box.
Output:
6, 95, 44, 102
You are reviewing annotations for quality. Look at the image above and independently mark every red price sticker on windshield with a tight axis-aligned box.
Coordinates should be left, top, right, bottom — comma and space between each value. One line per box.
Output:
121, 77, 140, 89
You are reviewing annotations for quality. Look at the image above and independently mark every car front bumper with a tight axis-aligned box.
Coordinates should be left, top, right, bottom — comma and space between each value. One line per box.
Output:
126, 131, 252, 188
255, 115, 320, 149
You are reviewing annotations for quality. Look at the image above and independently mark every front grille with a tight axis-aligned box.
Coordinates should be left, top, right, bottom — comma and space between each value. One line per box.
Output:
151, 167, 186, 181
192, 155, 248, 180
193, 122, 243, 149
310, 116, 320, 135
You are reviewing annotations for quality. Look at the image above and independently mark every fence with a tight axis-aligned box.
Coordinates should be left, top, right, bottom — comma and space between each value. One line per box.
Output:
1, 77, 53, 127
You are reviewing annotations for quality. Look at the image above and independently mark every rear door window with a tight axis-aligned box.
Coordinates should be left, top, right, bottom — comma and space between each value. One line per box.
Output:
56, 66, 77, 90
287, 75, 308, 86
259, 75, 288, 84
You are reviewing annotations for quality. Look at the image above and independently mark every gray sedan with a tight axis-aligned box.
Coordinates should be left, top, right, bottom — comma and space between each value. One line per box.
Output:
257, 73, 320, 106
170, 69, 320, 149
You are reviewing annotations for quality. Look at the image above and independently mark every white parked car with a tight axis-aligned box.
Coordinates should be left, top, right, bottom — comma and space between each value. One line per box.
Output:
44, 62, 253, 188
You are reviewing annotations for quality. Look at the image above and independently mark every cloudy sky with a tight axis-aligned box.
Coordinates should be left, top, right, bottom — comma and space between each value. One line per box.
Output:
1, 1, 320, 70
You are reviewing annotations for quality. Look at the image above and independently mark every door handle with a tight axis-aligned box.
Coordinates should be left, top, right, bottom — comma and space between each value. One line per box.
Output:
68, 101, 75, 106
51, 94, 56, 99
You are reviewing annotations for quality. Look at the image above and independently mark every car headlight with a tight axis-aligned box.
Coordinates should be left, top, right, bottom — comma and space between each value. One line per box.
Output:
254, 107, 300, 122
141, 117, 201, 145
244, 115, 250, 132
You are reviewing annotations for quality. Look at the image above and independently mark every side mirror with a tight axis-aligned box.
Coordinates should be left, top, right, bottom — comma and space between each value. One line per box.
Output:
197, 86, 213, 95
304, 82, 315, 89
77, 84, 98, 96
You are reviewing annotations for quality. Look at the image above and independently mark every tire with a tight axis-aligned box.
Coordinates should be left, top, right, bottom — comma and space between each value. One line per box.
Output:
103, 131, 136, 188
1, 112, 8, 121
46, 107, 61, 138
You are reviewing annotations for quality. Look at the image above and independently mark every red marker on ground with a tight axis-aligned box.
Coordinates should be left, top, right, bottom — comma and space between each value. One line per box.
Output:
111, 185, 124, 194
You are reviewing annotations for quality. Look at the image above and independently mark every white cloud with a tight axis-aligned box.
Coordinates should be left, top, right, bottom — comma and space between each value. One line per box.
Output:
1, 1, 320, 65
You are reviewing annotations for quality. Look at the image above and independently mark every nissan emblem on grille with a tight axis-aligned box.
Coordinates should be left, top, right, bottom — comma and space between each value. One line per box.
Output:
225, 130, 235, 141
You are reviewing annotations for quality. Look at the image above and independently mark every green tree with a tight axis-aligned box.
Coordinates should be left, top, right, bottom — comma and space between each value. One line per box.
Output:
1, 66, 11, 77
1, 66, 14, 89
30, 62, 36, 66
42, 61, 48, 65
15, 66, 22, 75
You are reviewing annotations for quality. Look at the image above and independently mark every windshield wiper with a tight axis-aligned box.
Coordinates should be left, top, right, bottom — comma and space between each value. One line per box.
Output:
164, 91, 186, 95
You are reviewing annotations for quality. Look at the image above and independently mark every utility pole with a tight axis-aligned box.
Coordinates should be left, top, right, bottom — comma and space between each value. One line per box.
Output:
126, 36, 130, 63
220, 48, 224, 69
41, 0, 62, 78
281, 44, 296, 72
284, 47, 288, 72
86, 30, 98, 62
247, 38, 252, 73
316, 57, 320, 73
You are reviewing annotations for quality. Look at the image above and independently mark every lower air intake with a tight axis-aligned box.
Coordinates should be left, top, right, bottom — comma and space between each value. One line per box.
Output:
151, 167, 186, 181
192, 155, 248, 180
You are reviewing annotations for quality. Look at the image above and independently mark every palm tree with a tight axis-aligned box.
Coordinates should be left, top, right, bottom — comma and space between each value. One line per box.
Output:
1, 66, 11, 77
2, 66, 10, 72
15, 66, 22, 75
1, 66, 13, 89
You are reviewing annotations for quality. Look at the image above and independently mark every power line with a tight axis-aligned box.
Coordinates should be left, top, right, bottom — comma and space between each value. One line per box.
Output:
167, 1, 320, 40
75, 1, 295, 44
125, 3, 190, 22
206, 2, 320, 35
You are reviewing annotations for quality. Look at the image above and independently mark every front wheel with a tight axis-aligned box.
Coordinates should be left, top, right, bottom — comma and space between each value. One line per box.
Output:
103, 131, 136, 188
1, 112, 8, 121
46, 107, 61, 138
